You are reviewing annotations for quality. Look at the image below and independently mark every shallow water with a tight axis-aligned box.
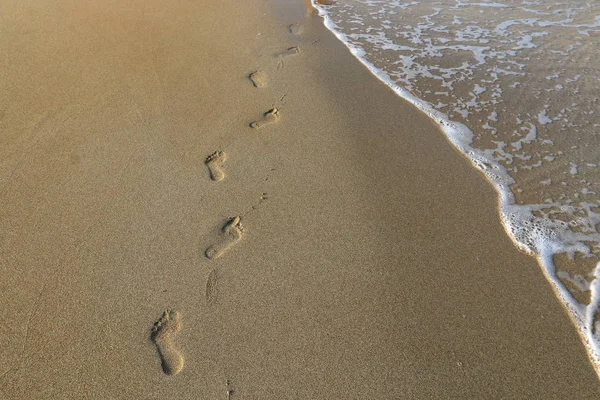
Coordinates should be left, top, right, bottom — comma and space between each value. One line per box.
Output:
312, 0, 600, 374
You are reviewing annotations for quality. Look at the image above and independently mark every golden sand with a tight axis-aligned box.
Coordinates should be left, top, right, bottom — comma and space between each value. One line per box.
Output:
0, 0, 598, 398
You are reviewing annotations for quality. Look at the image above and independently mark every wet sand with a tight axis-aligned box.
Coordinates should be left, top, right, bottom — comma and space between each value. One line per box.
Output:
0, 0, 598, 398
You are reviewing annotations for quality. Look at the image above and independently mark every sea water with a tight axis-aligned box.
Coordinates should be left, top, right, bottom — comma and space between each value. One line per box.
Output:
312, 0, 600, 374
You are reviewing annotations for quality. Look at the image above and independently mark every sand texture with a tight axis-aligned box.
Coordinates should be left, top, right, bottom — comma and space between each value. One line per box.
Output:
0, 0, 599, 398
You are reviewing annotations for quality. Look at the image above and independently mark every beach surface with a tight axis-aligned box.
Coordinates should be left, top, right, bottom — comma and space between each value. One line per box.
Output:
0, 0, 599, 398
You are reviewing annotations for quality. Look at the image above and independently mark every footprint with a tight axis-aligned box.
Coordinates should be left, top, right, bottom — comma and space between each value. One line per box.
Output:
250, 108, 279, 129
205, 269, 219, 306
205, 216, 244, 259
289, 23, 304, 36
249, 70, 268, 88
277, 46, 300, 58
151, 310, 184, 376
205, 151, 227, 182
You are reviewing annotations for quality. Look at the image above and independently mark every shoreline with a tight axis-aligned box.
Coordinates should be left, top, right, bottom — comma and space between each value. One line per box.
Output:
308, 0, 600, 376
0, 0, 599, 398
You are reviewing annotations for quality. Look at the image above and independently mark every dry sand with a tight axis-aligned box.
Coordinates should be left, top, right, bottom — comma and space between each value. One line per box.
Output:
0, 0, 599, 398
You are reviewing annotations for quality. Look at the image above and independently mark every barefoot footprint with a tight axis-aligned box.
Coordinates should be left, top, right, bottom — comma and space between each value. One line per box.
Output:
151, 310, 184, 376
205, 216, 244, 259
250, 108, 279, 129
205, 151, 227, 182
289, 23, 304, 36
249, 70, 268, 88
278, 46, 300, 58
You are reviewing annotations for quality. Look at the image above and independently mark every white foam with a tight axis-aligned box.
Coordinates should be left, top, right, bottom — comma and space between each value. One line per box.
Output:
473, 84, 487, 95
538, 110, 553, 125
570, 163, 579, 175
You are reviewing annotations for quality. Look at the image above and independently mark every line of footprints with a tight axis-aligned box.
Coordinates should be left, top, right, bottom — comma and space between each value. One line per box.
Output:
150, 24, 303, 378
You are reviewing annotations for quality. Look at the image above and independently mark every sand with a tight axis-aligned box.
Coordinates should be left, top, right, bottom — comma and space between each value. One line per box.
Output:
0, 0, 599, 398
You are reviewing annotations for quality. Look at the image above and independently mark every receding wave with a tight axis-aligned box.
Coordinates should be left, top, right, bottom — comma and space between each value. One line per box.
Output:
311, 0, 600, 375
